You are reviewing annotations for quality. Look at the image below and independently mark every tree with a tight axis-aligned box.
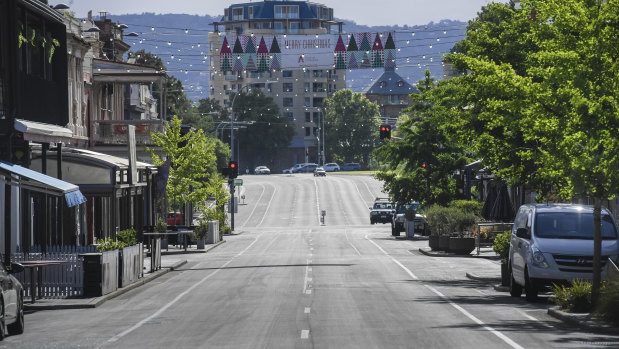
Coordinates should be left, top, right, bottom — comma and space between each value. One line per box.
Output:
230, 90, 294, 169
374, 71, 470, 206
130, 49, 193, 119
323, 89, 381, 166
146, 115, 229, 220
444, 0, 619, 303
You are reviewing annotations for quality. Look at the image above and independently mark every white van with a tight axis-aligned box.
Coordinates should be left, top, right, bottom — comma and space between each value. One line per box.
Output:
509, 204, 619, 300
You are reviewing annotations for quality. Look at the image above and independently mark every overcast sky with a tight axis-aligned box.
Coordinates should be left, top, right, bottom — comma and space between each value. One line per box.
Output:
66, 0, 497, 27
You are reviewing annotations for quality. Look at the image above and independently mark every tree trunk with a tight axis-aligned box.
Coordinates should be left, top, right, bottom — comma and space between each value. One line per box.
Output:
592, 193, 602, 306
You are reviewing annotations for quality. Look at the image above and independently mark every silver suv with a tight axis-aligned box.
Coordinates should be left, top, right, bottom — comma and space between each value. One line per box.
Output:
509, 204, 619, 300
391, 202, 426, 236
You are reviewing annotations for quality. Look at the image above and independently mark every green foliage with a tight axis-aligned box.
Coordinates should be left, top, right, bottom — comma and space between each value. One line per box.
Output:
373, 71, 470, 207
95, 238, 124, 252
448, 200, 483, 217
194, 220, 209, 240
117, 228, 137, 246
323, 89, 381, 166
492, 231, 511, 264
595, 280, 619, 325
404, 207, 417, 221
552, 280, 593, 313
425, 205, 477, 236
155, 219, 167, 234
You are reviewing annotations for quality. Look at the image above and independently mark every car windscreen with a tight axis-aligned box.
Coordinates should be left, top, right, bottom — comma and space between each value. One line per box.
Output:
374, 202, 393, 209
396, 203, 420, 213
534, 212, 618, 239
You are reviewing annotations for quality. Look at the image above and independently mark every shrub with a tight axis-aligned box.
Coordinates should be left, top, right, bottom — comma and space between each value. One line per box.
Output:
425, 205, 478, 236
552, 280, 592, 313
404, 207, 417, 221
448, 200, 483, 217
155, 219, 167, 234
117, 228, 137, 246
595, 279, 619, 325
96, 238, 123, 252
492, 231, 511, 264
425, 205, 451, 236
195, 220, 209, 240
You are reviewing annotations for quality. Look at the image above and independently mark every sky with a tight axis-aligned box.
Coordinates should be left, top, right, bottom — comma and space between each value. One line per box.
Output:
65, 0, 497, 27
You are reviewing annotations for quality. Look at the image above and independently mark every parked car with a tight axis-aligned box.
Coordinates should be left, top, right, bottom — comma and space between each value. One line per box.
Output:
167, 212, 181, 225
370, 198, 394, 224
294, 163, 318, 173
314, 167, 326, 176
254, 166, 270, 175
391, 202, 426, 236
283, 164, 304, 174
509, 203, 619, 301
0, 262, 25, 339
341, 163, 361, 171
323, 163, 340, 172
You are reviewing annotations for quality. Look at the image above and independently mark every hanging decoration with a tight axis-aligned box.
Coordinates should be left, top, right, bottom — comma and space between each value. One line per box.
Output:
219, 31, 395, 72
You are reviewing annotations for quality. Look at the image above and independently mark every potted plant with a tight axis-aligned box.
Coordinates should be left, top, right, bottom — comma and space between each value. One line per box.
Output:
155, 218, 168, 249
403, 207, 417, 238
425, 205, 449, 251
194, 220, 208, 249
492, 231, 511, 286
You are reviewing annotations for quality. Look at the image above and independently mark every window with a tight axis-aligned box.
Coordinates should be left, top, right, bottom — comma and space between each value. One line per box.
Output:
304, 83, 310, 92
249, 6, 254, 19
286, 111, 294, 121
304, 70, 310, 79
289, 22, 300, 34
283, 83, 293, 92
313, 83, 324, 92
313, 98, 323, 108
275, 5, 299, 19
305, 112, 311, 122
305, 127, 311, 137
305, 97, 311, 107
274, 22, 284, 33
232, 7, 244, 20
313, 112, 320, 122
313, 70, 325, 78
283, 97, 293, 107
283, 70, 293, 78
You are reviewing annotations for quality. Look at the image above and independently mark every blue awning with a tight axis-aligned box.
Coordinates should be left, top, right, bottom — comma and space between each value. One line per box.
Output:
0, 161, 86, 207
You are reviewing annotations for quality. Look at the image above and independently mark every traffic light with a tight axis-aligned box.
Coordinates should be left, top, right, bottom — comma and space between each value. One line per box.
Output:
229, 161, 238, 178
379, 124, 391, 139
306, 150, 310, 156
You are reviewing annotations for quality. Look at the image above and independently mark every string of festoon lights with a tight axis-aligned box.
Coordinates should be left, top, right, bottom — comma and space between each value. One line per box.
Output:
109, 19, 469, 98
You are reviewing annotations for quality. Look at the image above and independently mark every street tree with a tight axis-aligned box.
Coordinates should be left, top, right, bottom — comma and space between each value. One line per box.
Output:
130, 49, 193, 119
444, 0, 619, 302
230, 90, 295, 169
323, 89, 381, 166
146, 115, 229, 221
374, 71, 470, 206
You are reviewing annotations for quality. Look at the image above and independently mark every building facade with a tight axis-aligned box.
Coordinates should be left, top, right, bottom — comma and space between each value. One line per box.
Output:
208, 0, 346, 167
363, 67, 418, 126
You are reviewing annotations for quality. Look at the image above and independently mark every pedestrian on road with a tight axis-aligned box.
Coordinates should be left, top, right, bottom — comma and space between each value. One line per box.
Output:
245, 167, 249, 175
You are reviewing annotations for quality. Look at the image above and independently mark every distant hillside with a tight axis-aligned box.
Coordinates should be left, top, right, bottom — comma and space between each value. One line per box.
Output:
109, 13, 467, 102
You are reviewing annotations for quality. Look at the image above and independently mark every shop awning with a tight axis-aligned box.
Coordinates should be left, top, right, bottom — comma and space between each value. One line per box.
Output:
0, 161, 86, 207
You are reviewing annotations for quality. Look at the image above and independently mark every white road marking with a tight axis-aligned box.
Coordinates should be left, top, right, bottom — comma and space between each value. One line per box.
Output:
241, 183, 266, 227
344, 229, 362, 256
257, 183, 277, 227
308, 267, 312, 272
424, 285, 524, 349
304, 307, 311, 314
314, 178, 322, 225
106, 234, 263, 344
301, 330, 310, 339
365, 235, 418, 280
305, 290, 312, 295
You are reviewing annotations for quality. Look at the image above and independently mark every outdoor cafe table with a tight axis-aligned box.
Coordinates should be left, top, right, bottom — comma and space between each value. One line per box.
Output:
18, 260, 67, 304
143, 230, 195, 252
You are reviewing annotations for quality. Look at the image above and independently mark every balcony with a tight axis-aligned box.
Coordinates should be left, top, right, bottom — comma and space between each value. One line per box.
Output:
225, 74, 242, 81
94, 120, 166, 145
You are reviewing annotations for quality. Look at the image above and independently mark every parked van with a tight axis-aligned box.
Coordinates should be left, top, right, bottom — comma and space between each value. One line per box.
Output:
509, 204, 619, 300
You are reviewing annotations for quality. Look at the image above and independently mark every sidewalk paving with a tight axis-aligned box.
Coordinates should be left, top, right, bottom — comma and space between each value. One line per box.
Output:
24, 241, 224, 311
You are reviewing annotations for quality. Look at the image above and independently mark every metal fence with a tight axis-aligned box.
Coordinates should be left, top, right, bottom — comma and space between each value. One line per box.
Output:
11, 252, 84, 298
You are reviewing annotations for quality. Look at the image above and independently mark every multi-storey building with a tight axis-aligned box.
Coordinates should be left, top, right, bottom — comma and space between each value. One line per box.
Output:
363, 67, 418, 125
208, 0, 346, 168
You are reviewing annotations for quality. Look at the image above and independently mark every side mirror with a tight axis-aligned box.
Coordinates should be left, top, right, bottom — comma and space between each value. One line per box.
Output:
516, 227, 530, 239
9, 262, 24, 274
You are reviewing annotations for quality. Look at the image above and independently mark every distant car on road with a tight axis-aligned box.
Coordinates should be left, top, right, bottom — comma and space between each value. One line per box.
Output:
167, 212, 182, 225
0, 261, 25, 339
323, 163, 340, 172
391, 202, 426, 236
341, 163, 361, 171
254, 166, 270, 175
283, 164, 304, 174
370, 198, 394, 224
294, 163, 318, 173
314, 167, 326, 176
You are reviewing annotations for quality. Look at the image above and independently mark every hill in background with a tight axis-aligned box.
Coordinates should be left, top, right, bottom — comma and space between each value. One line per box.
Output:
109, 13, 467, 102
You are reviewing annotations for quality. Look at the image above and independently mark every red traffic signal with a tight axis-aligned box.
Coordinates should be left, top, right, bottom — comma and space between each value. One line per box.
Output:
422, 163, 426, 168
229, 161, 238, 178
379, 124, 391, 139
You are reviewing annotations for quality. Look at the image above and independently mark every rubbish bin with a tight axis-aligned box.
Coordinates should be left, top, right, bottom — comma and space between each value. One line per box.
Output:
405, 221, 415, 238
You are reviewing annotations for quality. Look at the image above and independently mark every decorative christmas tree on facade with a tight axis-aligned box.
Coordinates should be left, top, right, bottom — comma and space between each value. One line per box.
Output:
257, 36, 270, 72
269, 36, 281, 71
371, 33, 384, 68
232, 37, 245, 72
220, 37, 232, 72
359, 33, 372, 68
334, 35, 347, 70
384, 32, 396, 70
347, 34, 359, 68
243, 36, 256, 68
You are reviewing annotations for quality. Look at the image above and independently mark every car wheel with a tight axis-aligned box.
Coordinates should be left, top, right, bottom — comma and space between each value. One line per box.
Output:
8, 293, 24, 335
524, 268, 538, 301
509, 265, 522, 298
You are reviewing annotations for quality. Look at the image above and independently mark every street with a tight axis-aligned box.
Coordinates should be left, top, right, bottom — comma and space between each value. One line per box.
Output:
7, 173, 619, 348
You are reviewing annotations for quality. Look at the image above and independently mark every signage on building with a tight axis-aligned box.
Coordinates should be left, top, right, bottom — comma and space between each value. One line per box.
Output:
219, 32, 396, 71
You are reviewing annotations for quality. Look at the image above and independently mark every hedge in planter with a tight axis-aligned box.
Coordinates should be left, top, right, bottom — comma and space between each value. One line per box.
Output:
492, 231, 512, 286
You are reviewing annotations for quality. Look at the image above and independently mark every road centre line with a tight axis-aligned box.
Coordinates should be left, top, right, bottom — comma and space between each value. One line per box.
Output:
345, 230, 362, 256
257, 183, 277, 227
301, 330, 310, 339
364, 234, 524, 349
241, 183, 266, 228
313, 178, 321, 225
304, 307, 311, 314
105, 234, 263, 345
424, 285, 524, 349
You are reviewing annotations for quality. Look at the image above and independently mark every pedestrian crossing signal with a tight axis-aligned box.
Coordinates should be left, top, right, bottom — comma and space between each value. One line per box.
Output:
379, 124, 391, 139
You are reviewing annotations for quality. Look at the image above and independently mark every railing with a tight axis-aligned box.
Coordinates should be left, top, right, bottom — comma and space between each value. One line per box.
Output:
11, 252, 85, 298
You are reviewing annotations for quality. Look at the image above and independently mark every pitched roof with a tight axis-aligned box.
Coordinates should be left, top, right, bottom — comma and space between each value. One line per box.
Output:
363, 69, 419, 95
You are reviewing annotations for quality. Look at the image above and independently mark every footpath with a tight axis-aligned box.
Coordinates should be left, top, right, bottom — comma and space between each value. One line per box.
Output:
24, 241, 224, 311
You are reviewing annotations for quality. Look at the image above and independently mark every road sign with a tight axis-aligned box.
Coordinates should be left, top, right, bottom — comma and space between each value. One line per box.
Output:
234, 179, 243, 186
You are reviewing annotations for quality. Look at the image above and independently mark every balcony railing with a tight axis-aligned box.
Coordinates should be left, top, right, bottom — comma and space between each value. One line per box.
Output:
94, 120, 166, 145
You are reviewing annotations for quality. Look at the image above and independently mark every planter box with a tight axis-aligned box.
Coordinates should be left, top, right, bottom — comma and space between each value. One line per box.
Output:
438, 236, 451, 252
80, 250, 118, 297
501, 263, 510, 286
197, 239, 205, 249
119, 243, 143, 288
448, 237, 475, 255
428, 236, 440, 250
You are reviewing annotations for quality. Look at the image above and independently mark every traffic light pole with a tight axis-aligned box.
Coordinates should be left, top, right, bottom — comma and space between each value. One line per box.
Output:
229, 86, 251, 231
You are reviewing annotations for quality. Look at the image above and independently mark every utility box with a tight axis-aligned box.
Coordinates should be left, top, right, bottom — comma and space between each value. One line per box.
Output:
207, 220, 220, 244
